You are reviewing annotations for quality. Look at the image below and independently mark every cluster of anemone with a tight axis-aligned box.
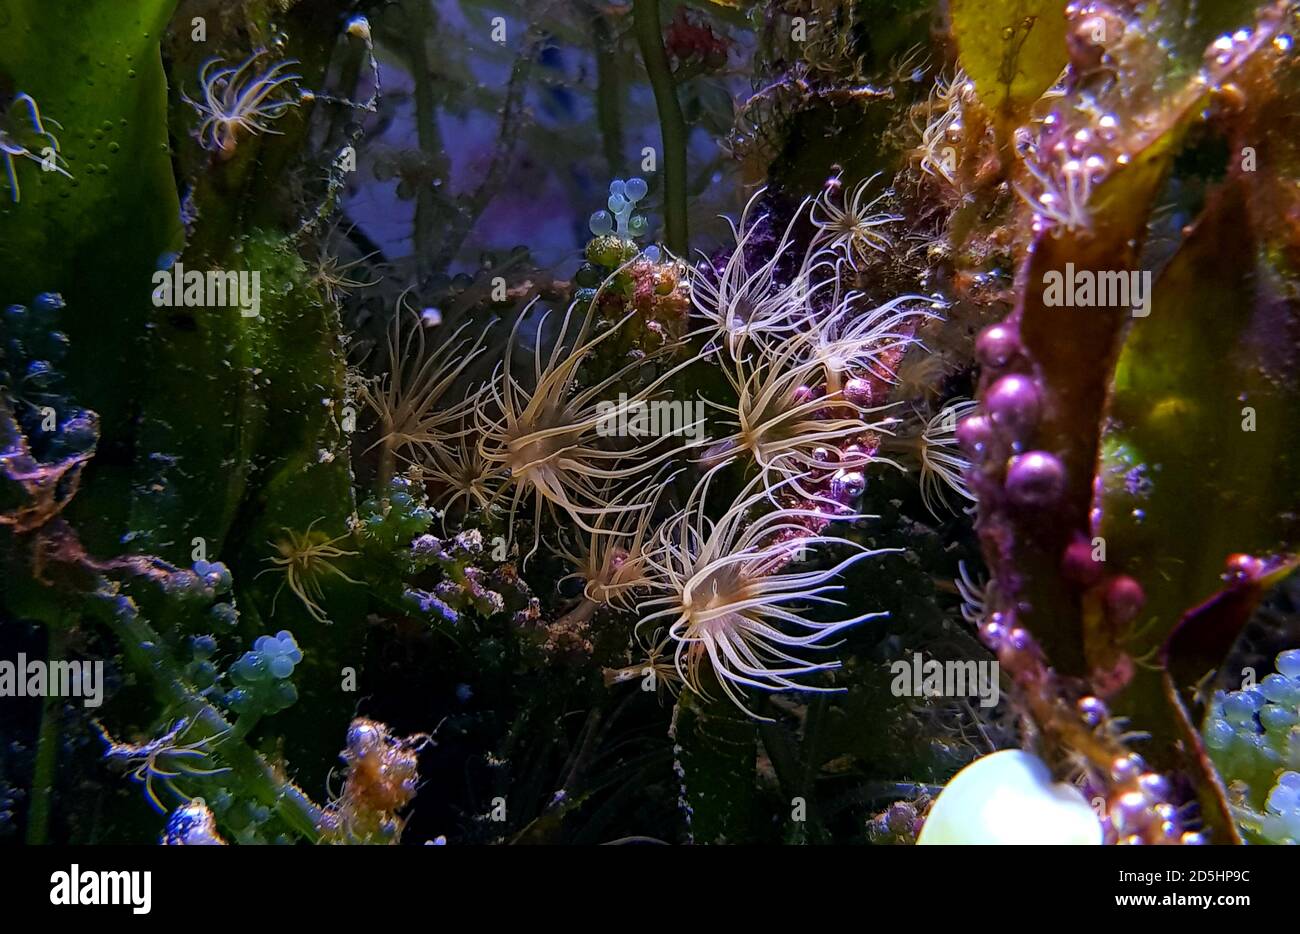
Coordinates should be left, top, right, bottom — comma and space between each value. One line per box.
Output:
1013, 110, 1110, 239
360, 181, 968, 719
690, 207, 966, 518
352, 256, 692, 560
649, 188, 980, 712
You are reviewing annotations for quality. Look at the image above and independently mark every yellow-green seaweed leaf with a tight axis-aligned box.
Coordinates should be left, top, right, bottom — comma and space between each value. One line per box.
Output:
950, 0, 1068, 124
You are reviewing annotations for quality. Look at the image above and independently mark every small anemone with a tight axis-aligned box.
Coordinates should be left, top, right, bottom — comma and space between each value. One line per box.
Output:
638, 471, 896, 720
557, 470, 676, 611
689, 186, 832, 358
96, 719, 231, 815
793, 261, 943, 395
702, 329, 893, 504
424, 419, 505, 522
917, 398, 978, 517
307, 234, 381, 306
810, 172, 901, 266
182, 51, 303, 155
356, 293, 492, 475
913, 68, 970, 187
475, 283, 695, 562
1014, 135, 1105, 238
955, 560, 990, 628
0, 91, 72, 202
258, 520, 360, 623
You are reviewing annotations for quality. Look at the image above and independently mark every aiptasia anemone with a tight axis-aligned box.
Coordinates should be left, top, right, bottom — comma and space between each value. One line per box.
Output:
638, 471, 897, 719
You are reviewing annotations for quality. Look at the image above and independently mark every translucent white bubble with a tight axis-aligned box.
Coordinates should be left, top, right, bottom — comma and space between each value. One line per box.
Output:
589, 209, 613, 236
624, 176, 648, 201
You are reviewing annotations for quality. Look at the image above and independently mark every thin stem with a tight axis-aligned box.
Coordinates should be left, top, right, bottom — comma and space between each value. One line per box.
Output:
591, 7, 625, 176
633, 0, 689, 255
25, 627, 65, 845
402, 0, 442, 279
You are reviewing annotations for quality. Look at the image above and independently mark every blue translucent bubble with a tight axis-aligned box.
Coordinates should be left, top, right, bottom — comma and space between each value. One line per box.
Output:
1205, 718, 1235, 750
34, 292, 65, 312
1277, 649, 1300, 679
588, 210, 613, 236
624, 177, 648, 201
1260, 705, 1298, 732
209, 603, 238, 628
274, 681, 298, 707
226, 687, 252, 714
1223, 693, 1259, 725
